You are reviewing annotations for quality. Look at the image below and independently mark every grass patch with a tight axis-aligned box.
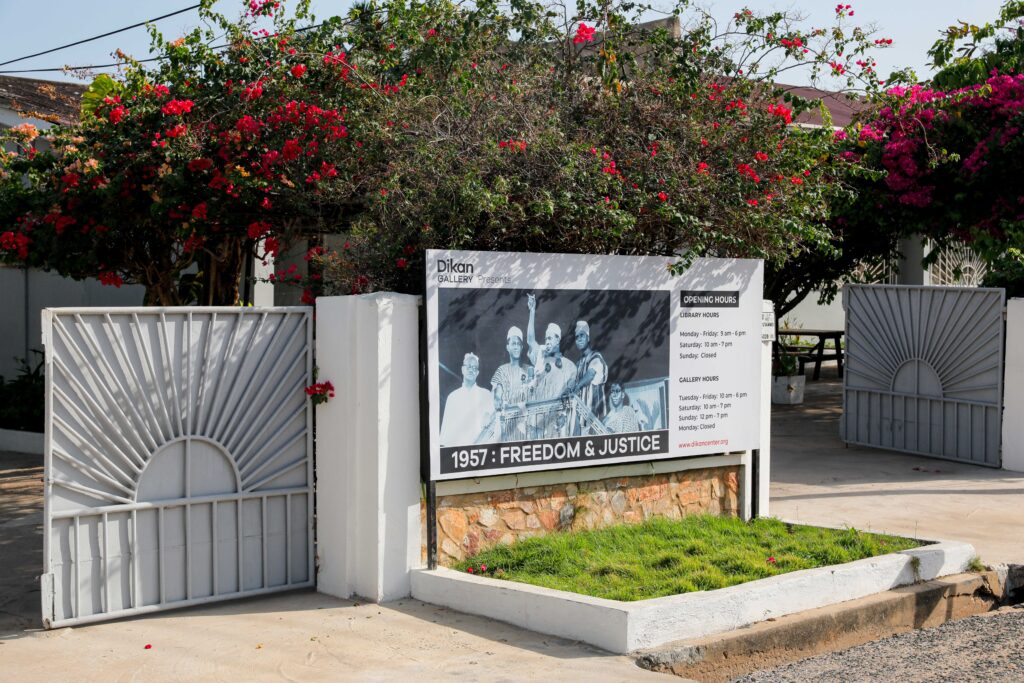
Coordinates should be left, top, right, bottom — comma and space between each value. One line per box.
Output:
454, 515, 922, 601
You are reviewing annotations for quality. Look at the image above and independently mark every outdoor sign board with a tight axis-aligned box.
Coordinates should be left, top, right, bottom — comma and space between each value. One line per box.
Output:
426, 249, 763, 481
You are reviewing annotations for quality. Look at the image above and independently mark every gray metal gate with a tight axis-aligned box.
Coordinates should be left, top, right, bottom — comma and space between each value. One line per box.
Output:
842, 285, 1004, 467
42, 308, 313, 627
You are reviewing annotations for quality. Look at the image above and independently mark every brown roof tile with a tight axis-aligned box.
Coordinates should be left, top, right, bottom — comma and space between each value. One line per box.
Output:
0, 75, 87, 126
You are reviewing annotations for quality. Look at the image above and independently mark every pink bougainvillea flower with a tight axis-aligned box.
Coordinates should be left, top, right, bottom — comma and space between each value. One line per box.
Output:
573, 23, 596, 44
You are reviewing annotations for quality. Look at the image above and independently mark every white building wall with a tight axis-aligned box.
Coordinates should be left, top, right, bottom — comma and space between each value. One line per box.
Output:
784, 289, 846, 330
0, 266, 143, 379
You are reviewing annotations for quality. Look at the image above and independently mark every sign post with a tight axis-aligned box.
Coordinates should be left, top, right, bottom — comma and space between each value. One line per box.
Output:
424, 250, 764, 481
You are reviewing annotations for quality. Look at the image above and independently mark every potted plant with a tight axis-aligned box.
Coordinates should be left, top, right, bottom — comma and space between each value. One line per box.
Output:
771, 353, 805, 405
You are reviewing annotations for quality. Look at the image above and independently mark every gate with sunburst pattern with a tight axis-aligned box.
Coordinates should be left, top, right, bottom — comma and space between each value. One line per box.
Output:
842, 285, 1005, 467
41, 308, 313, 627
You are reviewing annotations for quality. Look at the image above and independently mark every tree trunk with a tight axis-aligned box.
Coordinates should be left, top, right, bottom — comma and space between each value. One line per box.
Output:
203, 238, 246, 306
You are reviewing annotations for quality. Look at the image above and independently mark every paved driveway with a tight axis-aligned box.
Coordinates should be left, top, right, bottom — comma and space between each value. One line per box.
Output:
0, 450, 665, 682
770, 373, 1024, 566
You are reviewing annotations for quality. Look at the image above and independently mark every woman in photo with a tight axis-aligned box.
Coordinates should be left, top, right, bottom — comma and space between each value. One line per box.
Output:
603, 382, 641, 434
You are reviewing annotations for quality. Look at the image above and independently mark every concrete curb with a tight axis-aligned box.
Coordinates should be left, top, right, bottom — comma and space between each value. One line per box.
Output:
635, 570, 1014, 682
0, 428, 43, 456
410, 540, 977, 654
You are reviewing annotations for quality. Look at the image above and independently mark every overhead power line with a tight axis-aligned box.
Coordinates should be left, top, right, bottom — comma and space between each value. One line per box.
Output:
0, 21, 332, 76
0, 4, 202, 68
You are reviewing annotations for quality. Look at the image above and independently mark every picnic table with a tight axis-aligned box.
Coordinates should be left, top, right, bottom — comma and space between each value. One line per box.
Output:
777, 328, 844, 380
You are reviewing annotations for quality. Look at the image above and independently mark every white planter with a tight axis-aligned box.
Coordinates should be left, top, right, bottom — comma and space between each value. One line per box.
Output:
771, 375, 805, 405
411, 540, 976, 654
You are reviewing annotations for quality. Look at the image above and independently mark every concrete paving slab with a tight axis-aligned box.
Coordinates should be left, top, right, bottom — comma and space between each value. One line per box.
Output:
0, 451, 666, 682
770, 373, 1024, 565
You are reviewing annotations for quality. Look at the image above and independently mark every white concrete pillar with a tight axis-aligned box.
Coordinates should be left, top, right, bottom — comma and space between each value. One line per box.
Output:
757, 300, 772, 517
1002, 298, 1024, 472
315, 293, 423, 601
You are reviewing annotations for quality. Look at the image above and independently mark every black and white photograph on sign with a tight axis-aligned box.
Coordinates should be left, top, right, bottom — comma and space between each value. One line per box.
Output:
436, 287, 670, 464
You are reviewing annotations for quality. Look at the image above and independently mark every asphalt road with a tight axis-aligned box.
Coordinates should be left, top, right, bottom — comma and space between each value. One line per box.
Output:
734, 607, 1024, 683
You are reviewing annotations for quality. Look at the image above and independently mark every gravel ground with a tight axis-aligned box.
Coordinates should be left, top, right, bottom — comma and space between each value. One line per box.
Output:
734, 608, 1024, 683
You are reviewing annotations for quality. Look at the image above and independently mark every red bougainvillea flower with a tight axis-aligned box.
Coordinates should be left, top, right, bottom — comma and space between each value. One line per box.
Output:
466, 566, 474, 573
236, 115, 261, 136
108, 106, 127, 124
767, 556, 777, 564
160, 99, 194, 116
290, 64, 307, 78
747, 198, 759, 206
0, 231, 31, 259
396, 257, 408, 269
480, 564, 487, 572
754, 151, 769, 162
657, 191, 668, 202
766, 103, 793, 125
247, 221, 271, 239
300, 288, 315, 305
187, 157, 213, 172
191, 202, 208, 220
98, 271, 123, 288
281, 139, 302, 161
696, 162, 710, 175
573, 23, 596, 44
183, 234, 205, 252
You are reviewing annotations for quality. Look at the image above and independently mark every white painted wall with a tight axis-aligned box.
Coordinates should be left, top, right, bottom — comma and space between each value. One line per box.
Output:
1002, 298, 1024, 472
785, 290, 846, 330
315, 293, 423, 602
0, 266, 144, 380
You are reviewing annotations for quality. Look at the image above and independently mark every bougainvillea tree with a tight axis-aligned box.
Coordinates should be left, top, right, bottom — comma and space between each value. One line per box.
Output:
0, 0, 902, 303
819, 0, 1024, 300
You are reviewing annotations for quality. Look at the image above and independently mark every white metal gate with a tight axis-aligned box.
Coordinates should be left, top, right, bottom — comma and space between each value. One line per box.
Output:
842, 285, 1004, 467
42, 308, 313, 627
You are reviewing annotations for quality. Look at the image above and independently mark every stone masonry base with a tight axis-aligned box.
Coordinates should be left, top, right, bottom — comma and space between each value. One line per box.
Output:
433, 465, 740, 565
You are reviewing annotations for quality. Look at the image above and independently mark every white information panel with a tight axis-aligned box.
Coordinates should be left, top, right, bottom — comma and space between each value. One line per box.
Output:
426, 250, 763, 480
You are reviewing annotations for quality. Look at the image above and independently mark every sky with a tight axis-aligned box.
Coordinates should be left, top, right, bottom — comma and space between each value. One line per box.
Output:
0, 0, 1009, 88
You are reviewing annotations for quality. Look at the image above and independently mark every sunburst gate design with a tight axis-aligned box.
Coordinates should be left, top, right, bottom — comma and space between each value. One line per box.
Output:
842, 286, 1004, 467
928, 241, 989, 287
42, 308, 313, 628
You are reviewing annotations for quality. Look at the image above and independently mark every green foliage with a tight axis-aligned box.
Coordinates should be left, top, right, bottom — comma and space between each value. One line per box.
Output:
0, 352, 44, 433
79, 75, 123, 122
967, 556, 987, 573
929, 1, 1024, 90
454, 515, 922, 601
0, 0, 902, 304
